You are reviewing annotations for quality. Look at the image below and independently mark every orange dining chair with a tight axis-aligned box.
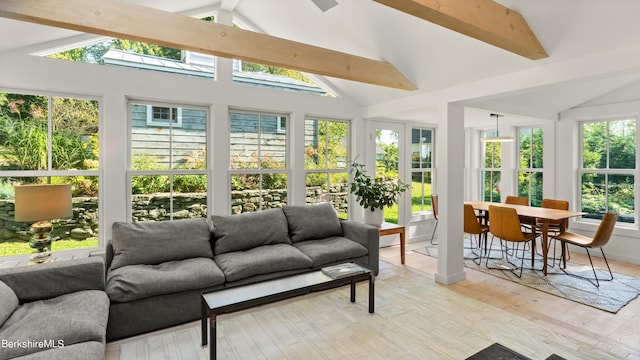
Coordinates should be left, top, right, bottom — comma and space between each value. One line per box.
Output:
486, 205, 538, 278
534, 199, 570, 267
504, 195, 535, 255
429, 194, 439, 245
464, 204, 489, 265
504, 195, 528, 206
505, 195, 534, 228
551, 212, 617, 287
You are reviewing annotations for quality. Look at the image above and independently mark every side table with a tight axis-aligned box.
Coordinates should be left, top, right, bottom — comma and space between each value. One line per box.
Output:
379, 222, 406, 264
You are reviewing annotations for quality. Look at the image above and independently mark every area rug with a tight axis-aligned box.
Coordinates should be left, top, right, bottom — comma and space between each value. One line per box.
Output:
415, 242, 640, 313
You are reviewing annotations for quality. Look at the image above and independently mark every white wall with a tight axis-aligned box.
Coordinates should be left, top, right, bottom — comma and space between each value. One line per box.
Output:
559, 101, 640, 265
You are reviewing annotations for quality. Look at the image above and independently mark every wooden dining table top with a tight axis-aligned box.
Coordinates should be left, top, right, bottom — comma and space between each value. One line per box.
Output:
464, 201, 585, 220
465, 200, 586, 275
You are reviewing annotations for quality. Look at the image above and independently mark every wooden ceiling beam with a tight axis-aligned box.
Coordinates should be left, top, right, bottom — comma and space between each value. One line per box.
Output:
374, 0, 548, 60
0, 0, 417, 90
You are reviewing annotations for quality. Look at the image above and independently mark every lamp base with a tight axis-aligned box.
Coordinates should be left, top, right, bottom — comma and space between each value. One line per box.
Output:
29, 221, 53, 264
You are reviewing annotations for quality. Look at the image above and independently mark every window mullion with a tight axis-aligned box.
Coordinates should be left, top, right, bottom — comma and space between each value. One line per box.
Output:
48, 96, 53, 172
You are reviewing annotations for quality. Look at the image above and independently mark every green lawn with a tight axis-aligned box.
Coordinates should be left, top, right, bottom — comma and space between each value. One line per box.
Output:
0, 238, 98, 257
384, 181, 432, 224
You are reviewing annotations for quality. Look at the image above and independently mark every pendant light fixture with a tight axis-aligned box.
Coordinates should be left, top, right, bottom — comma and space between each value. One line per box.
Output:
481, 113, 515, 142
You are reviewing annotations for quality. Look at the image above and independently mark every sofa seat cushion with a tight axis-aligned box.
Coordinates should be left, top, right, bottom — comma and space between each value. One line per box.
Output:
215, 244, 313, 282
282, 203, 343, 243
110, 218, 213, 271
0, 290, 109, 359
0, 280, 18, 326
106, 257, 225, 302
212, 208, 291, 255
11, 341, 104, 360
294, 236, 369, 267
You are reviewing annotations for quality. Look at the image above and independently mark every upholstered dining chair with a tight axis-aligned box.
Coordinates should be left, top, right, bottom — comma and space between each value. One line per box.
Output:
551, 211, 618, 287
534, 199, 570, 267
429, 194, 439, 245
486, 205, 538, 277
463, 203, 489, 265
504, 195, 528, 206
504, 195, 534, 228
504, 195, 535, 255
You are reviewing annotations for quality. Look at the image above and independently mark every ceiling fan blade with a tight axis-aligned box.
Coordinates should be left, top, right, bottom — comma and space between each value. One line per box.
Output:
311, 0, 338, 12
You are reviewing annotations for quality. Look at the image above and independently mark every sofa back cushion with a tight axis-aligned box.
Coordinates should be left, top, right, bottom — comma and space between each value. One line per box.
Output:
0, 280, 18, 326
110, 218, 213, 270
212, 208, 291, 255
282, 202, 343, 243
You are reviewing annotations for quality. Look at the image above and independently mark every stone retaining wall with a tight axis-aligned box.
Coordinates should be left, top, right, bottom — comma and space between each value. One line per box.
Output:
0, 185, 350, 241
0, 197, 99, 241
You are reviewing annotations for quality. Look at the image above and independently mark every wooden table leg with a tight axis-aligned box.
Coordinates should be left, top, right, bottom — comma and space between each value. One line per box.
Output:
542, 219, 550, 276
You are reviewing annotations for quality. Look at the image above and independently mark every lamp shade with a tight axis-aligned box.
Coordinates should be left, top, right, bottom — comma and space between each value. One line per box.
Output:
481, 135, 515, 142
14, 184, 73, 222
481, 113, 515, 142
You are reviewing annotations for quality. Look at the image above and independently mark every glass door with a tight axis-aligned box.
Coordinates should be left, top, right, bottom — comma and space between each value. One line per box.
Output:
365, 121, 406, 226
376, 129, 401, 224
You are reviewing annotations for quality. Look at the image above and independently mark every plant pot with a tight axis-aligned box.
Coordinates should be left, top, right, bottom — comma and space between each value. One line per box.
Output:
363, 207, 384, 227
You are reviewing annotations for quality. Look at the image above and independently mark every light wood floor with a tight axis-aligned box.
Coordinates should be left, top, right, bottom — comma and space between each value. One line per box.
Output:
105, 242, 640, 359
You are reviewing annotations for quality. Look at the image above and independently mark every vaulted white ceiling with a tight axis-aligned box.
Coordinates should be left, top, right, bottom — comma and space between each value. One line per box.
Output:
3, 0, 640, 123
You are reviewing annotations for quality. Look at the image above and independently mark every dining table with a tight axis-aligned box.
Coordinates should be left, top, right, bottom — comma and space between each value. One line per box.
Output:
465, 201, 586, 275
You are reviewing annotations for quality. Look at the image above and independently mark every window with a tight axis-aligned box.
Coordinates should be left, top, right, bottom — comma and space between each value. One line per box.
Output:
277, 116, 287, 134
304, 118, 349, 218
0, 91, 100, 257
230, 111, 288, 213
411, 128, 434, 213
580, 118, 636, 223
517, 127, 543, 207
147, 106, 182, 127
481, 132, 501, 202
129, 101, 208, 222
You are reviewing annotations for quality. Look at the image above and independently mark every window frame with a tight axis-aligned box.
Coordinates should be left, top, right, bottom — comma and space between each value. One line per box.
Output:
0, 89, 102, 259
517, 126, 544, 207
303, 117, 351, 218
480, 131, 502, 203
578, 117, 637, 225
146, 105, 183, 128
128, 99, 209, 222
228, 109, 289, 214
410, 127, 435, 215
276, 115, 287, 134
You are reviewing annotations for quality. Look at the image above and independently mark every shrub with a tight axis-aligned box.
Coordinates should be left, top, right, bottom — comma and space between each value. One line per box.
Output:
0, 182, 14, 199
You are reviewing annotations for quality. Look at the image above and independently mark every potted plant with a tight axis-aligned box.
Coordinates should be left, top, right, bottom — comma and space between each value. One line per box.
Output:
349, 161, 411, 226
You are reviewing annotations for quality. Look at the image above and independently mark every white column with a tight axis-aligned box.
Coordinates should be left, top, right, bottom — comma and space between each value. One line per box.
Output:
290, 111, 306, 205
435, 103, 466, 285
102, 93, 128, 242
211, 105, 230, 215
215, 10, 234, 84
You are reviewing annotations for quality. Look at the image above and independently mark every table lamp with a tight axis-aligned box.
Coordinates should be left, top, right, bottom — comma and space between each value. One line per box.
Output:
14, 184, 73, 263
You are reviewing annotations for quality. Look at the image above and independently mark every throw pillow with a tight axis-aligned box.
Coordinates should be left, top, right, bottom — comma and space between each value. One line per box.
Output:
0, 280, 19, 326
110, 218, 213, 270
211, 208, 291, 255
282, 202, 343, 242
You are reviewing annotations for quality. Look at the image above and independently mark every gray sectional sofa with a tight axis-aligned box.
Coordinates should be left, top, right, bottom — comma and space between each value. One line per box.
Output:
0, 257, 109, 360
105, 203, 379, 341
